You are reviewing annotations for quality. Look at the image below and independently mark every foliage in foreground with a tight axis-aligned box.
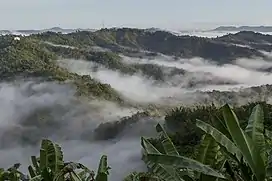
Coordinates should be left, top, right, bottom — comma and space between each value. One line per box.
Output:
141, 103, 272, 181
0, 139, 110, 181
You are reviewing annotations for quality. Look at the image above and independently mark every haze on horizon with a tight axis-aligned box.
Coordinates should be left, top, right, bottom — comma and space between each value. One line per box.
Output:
1, 0, 272, 30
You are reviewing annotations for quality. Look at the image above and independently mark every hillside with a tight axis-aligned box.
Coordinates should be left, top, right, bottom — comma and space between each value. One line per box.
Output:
0, 35, 123, 102
31, 28, 266, 62
2, 28, 272, 105
215, 31, 272, 51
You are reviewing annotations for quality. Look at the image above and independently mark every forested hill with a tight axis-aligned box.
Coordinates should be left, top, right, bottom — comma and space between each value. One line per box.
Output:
2, 28, 272, 105
30, 28, 269, 62
0, 35, 123, 102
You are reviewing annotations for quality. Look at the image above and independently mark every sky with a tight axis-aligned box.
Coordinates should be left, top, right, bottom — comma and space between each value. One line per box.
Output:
1, 0, 272, 30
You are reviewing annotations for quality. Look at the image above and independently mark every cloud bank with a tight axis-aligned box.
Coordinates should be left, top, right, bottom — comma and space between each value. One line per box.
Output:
58, 54, 272, 105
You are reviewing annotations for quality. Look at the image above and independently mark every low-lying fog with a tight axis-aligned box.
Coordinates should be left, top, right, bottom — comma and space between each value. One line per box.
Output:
58, 53, 272, 104
0, 80, 162, 180
2, 51, 272, 180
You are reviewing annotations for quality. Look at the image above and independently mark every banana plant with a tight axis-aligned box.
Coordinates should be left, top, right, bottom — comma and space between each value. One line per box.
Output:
195, 134, 226, 181
141, 123, 226, 181
196, 104, 272, 181
27, 139, 110, 181
27, 139, 64, 181
94, 155, 111, 181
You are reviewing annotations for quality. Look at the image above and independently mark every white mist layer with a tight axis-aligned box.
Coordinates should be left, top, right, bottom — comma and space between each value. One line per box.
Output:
121, 55, 272, 90
178, 31, 272, 38
58, 59, 188, 104
57, 55, 272, 104
44, 41, 77, 49
235, 58, 272, 69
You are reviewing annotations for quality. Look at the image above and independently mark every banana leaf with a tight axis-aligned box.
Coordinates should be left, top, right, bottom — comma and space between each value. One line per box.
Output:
222, 104, 265, 181
146, 154, 225, 179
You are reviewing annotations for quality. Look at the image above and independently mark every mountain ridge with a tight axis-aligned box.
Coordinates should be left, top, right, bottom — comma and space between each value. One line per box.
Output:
210, 25, 272, 32
29, 28, 268, 62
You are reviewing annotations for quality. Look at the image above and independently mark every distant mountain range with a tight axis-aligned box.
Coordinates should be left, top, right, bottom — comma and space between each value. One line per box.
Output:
210, 26, 272, 32
0, 27, 97, 35
0, 27, 169, 36
3, 26, 272, 37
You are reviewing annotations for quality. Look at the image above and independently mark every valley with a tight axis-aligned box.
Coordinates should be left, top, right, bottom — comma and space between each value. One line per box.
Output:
2, 28, 272, 180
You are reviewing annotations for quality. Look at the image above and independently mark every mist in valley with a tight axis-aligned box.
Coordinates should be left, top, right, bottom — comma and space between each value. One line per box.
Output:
2, 0, 272, 179
58, 52, 272, 105
0, 79, 164, 181
2, 48, 272, 180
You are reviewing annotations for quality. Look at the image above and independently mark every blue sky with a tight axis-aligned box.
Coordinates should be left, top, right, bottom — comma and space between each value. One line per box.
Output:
1, 0, 271, 30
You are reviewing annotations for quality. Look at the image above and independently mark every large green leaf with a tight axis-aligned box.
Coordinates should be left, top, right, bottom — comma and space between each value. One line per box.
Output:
95, 155, 110, 181
28, 166, 37, 178
39, 139, 64, 174
196, 135, 220, 181
245, 104, 266, 161
196, 134, 219, 165
211, 115, 232, 140
31, 156, 40, 173
146, 154, 225, 179
156, 123, 179, 156
28, 156, 41, 178
141, 137, 185, 181
141, 137, 161, 156
222, 104, 265, 181
196, 120, 242, 161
